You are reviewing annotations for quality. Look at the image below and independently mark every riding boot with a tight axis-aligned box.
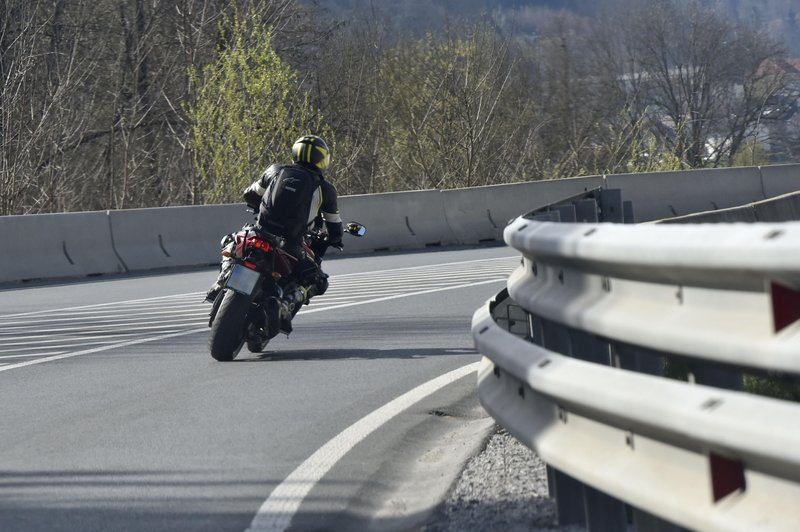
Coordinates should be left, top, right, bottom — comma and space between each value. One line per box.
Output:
204, 258, 233, 302
278, 286, 308, 334
204, 240, 235, 303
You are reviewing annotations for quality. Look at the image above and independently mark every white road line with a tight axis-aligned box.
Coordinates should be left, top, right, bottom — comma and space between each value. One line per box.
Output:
0, 328, 209, 373
0, 331, 146, 342
245, 361, 481, 532
0, 318, 206, 336
0, 340, 124, 353
0, 292, 206, 318
299, 278, 507, 315
0, 277, 505, 373
0, 259, 507, 372
0, 352, 65, 360
0, 305, 207, 325
329, 256, 517, 279
0, 256, 517, 319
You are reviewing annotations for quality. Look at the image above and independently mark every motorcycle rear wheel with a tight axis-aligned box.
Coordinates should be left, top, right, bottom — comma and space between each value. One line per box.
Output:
246, 339, 266, 353
208, 290, 250, 361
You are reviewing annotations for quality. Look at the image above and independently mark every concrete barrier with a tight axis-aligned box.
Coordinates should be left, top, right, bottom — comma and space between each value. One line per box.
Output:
658, 190, 800, 224
753, 191, 800, 222
109, 204, 248, 271
759, 164, 800, 198
0, 211, 123, 283
441, 176, 604, 244
337, 190, 458, 252
657, 205, 758, 224
605, 166, 764, 222
3, 163, 800, 283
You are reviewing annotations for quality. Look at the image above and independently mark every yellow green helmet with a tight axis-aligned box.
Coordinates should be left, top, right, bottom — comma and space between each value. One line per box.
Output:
291, 135, 330, 171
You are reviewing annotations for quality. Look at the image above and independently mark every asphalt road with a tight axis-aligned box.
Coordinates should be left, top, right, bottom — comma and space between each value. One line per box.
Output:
0, 246, 517, 532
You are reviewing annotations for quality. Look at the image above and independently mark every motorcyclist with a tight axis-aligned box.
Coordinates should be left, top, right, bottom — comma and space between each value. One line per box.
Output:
205, 135, 343, 318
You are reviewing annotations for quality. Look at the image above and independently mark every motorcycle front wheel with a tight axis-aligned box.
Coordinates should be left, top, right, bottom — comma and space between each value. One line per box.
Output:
208, 290, 250, 361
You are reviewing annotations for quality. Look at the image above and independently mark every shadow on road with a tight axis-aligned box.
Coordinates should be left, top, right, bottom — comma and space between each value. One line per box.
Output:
236, 347, 479, 362
0, 466, 558, 532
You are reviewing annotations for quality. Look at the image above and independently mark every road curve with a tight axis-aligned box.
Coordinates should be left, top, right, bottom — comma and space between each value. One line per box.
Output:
0, 246, 516, 532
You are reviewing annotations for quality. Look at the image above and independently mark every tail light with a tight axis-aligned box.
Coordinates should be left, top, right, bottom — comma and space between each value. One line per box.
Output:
247, 236, 272, 252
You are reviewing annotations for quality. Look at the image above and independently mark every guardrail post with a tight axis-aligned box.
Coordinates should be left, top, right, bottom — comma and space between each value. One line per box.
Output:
623, 200, 636, 223
691, 363, 743, 391
575, 199, 600, 222
542, 320, 572, 355
584, 485, 628, 531
569, 330, 611, 365
556, 205, 578, 222
612, 343, 664, 376
489, 290, 532, 340
599, 189, 624, 222
571, 331, 629, 529
529, 314, 545, 347
533, 211, 562, 222
631, 508, 689, 532
551, 469, 587, 527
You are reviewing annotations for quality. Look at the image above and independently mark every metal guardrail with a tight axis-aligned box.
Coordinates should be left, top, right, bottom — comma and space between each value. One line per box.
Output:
473, 216, 800, 531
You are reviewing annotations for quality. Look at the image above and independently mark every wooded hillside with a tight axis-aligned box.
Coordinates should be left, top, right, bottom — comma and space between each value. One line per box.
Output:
1, 0, 798, 215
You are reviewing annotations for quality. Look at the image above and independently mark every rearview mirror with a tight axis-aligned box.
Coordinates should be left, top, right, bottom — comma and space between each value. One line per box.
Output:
345, 222, 366, 237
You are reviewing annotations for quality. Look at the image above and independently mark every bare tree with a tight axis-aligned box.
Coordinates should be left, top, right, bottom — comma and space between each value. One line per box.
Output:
0, 0, 106, 214
369, 22, 539, 191
310, 8, 390, 195
593, 0, 792, 168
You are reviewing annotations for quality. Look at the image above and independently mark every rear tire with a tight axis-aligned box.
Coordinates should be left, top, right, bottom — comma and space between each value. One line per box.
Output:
208, 290, 250, 361
246, 339, 266, 353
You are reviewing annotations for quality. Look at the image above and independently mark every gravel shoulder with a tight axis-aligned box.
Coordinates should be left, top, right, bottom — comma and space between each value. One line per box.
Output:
424, 427, 586, 532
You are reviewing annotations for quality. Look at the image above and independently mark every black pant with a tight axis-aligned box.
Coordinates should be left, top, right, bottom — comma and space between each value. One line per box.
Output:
283, 240, 324, 290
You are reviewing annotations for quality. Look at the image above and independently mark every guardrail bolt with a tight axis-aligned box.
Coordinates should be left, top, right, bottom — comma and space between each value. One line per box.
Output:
626, 432, 635, 449
701, 398, 723, 410
558, 406, 568, 423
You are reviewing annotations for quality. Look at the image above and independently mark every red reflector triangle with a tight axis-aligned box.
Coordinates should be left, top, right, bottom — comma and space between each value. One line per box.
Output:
771, 281, 800, 333
710, 452, 746, 502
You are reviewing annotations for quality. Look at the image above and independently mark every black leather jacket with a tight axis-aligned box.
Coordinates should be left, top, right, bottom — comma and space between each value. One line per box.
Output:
243, 163, 343, 245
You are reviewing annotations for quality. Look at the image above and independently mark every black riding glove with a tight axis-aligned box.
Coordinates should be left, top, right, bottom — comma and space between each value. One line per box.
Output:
243, 190, 262, 210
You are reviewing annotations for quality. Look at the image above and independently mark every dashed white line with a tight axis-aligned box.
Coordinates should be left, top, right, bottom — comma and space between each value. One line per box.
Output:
0, 256, 517, 374
0, 328, 209, 373
0, 352, 66, 360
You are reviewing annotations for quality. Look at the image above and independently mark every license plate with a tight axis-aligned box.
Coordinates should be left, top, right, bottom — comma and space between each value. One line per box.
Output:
225, 264, 261, 295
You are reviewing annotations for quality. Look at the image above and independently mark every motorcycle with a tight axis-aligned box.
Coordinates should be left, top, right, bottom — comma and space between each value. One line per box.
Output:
207, 221, 366, 361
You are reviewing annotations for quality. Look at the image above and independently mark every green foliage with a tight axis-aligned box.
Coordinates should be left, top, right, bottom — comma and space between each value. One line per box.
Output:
730, 139, 771, 167
187, 10, 328, 204
663, 356, 800, 403
745, 375, 800, 402
372, 23, 537, 190
583, 111, 687, 176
